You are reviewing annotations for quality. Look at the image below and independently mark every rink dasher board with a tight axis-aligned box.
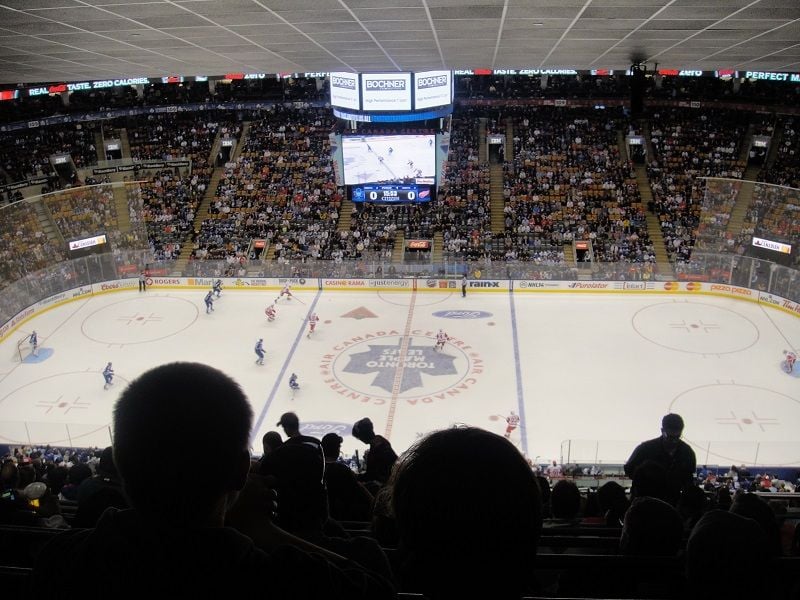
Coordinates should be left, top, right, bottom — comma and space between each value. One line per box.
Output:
2, 278, 798, 343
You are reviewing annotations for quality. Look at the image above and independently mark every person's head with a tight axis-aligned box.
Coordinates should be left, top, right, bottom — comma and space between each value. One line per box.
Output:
550, 480, 581, 519
352, 417, 376, 444
730, 492, 782, 556
96, 446, 118, 479
620, 496, 683, 556
261, 431, 283, 455
259, 438, 327, 533
661, 413, 684, 451
66, 463, 92, 487
321, 433, 343, 461
389, 426, 542, 599
598, 480, 629, 516
686, 510, 767, 594
276, 412, 300, 437
113, 362, 252, 525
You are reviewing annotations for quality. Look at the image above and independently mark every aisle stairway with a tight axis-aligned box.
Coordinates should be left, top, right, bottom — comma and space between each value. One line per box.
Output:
738, 124, 755, 163
505, 117, 514, 162
478, 119, 487, 162
112, 184, 132, 234
94, 132, 105, 163
490, 163, 505, 235
232, 122, 250, 162
635, 165, 673, 278
617, 130, 628, 162
430, 231, 443, 264
725, 166, 761, 237
562, 242, 575, 265
33, 201, 63, 247
391, 230, 405, 263
172, 166, 224, 272
119, 129, 131, 159
173, 121, 254, 272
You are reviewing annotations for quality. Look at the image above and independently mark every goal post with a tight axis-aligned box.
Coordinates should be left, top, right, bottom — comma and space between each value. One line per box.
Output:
15, 334, 32, 362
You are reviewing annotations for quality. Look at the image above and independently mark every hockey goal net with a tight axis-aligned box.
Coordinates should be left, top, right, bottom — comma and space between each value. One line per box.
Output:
14, 335, 32, 362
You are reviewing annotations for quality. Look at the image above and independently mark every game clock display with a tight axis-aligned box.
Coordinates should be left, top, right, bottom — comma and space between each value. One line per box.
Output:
352, 184, 430, 204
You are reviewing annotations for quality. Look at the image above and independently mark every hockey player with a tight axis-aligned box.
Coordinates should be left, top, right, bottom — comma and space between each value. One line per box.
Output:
307, 312, 320, 338
434, 329, 449, 352
28, 330, 38, 357
784, 350, 797, 373
204, 290, 214, 313
255, 339, 265, 366
505, 411, 520, 439
276, 284, 292, 303
103, 362, 114, 390
289, 373, 299, 391
212, 279, 223, 298
265, 304, 277, 322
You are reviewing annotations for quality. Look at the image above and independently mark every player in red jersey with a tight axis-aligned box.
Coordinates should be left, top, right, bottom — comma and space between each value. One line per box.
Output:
307, 312, 319, 338
265, 304, 277, 322
505, 411, 520, 438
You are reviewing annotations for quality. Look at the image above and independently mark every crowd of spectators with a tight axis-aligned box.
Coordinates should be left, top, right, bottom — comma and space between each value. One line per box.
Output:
137, 167, 210, 261
504, 106, 654, 264
760, 117, 799, 189
0, 200, 62, 287
0, 83, 799, 290
2, 399, 799, 598
436, 113, 493, 261
123, 113, 237, 168
192, 106, 342, 264
0, 123, 99, 184
647, 108, 747, 262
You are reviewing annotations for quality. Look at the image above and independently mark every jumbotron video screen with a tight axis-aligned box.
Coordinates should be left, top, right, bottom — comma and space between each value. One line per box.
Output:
342, 134, 436, 186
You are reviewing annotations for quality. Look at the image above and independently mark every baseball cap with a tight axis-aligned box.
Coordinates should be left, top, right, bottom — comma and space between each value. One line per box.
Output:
276, 412, 299, 427
23, 481, 47, 500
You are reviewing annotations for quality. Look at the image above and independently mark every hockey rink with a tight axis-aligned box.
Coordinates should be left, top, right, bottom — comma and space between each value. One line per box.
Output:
1, 288, 799, 467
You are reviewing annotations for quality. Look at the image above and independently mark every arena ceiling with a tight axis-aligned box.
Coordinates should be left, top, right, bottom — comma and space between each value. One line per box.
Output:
0, 0, 799, 84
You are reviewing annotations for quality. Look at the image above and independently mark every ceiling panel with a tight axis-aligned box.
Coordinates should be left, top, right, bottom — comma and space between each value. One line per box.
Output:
0, 0, 796, 83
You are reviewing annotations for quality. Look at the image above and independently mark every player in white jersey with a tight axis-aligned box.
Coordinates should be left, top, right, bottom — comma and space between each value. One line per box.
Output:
434, 329, 449, 352
307, 312, 319, 338
505, 411, 520, 438
265, 304, 277, 322
783, 350, 797, 374
212, 279, 223, 297
276, 284, 292, 303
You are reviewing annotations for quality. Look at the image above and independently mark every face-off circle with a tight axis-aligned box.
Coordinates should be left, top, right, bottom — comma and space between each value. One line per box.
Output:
669, 383, 800, 465
82, 296, 199, 345
0, 371, 126, 446
632, 301, 759, 355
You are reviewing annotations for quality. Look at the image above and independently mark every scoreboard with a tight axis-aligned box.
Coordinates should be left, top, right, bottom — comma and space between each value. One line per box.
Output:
351, 184, 431, 204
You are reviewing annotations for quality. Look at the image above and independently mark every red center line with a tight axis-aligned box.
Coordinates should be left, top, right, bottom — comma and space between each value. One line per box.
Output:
384, 289, 417, 439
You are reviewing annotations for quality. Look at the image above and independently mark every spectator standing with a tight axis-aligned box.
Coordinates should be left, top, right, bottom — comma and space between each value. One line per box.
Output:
352, 418, 397, 491
321, 433, 374, 522
624, 413, 696, 506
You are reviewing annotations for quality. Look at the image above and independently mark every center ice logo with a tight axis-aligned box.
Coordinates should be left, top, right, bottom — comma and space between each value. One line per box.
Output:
342, 339, 456, 393
322, 331, 483, 404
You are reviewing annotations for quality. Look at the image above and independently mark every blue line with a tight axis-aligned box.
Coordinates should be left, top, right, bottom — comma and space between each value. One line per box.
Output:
250, 288, 323, 446
508, 287, 528, 456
